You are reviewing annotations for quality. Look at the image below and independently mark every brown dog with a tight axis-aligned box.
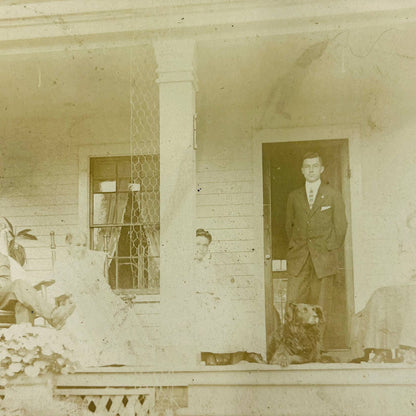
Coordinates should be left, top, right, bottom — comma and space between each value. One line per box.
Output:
269, 303, 328, 367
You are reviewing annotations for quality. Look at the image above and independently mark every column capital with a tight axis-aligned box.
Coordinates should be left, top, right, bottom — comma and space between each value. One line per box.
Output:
153, 38, 198, 91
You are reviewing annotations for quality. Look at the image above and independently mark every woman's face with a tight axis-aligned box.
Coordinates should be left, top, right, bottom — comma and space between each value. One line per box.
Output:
69, 235, 87, 259
195, 236, 210, 261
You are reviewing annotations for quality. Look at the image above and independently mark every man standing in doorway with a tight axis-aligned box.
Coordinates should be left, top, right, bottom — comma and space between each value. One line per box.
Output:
285, 152, 347, 344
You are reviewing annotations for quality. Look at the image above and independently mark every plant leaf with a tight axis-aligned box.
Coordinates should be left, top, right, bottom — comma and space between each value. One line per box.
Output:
9, 244, 26, 266
2, 217, 14, 235
17, 229, 32, 236
19, 234, 38, 241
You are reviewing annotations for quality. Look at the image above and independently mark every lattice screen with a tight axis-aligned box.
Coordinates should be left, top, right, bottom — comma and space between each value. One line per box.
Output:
82, 392, 154, 416
129, 44, 160, 290
54, 387, 156, 416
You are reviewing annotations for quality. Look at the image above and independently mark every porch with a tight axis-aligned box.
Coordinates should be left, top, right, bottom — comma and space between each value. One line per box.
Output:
1, 1, 416, 415
4, 362, 415, 416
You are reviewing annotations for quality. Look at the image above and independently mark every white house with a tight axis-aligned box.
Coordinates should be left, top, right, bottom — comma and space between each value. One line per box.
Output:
1, 1, 416, 415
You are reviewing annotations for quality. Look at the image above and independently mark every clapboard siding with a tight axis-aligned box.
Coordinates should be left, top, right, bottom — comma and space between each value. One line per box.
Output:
1, 138, 260, 352
196, 156, 263, 351
24, 258, 54, 271
0, 139, 161, 345
2, 183, 78, 197
196, 181, 253, 194
0, 174, 78, 187
197, 216, 255, 229
197, 158, 252, 172
197, 169, 253, 183
0, 194, 76, 208
211, 251, 257, 265
197, 204, 253, 217
227, 275, 257, 288
210, 240, 257, 253
208, 228, 255, 241
0, 204, 78, 217
3, 214, 78, 227
196, 192, 253, 206
2, 160, 77, 177
221, 263, 257, 275
26, 225, 81, 238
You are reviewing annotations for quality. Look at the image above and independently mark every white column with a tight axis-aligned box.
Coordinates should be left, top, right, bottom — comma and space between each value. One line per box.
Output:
154, 39, 198, 366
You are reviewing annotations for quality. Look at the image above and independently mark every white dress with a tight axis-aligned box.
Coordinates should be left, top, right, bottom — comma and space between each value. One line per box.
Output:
53, 250, 153, 367
192, 257, 241, 353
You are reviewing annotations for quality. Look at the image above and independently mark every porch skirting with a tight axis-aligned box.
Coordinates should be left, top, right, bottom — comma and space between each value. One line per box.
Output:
49, 363, 416, 416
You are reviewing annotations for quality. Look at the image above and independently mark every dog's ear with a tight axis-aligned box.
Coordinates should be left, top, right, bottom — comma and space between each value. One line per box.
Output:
313, 305, 325, 323
285, 303, 296, 322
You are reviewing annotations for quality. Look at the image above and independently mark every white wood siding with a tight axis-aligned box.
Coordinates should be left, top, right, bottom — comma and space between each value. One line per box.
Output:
0, 141, 161, 345
196, 156, 263, 350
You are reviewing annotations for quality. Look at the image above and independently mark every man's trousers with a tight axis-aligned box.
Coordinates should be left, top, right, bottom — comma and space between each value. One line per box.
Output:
0, 278, 54, 323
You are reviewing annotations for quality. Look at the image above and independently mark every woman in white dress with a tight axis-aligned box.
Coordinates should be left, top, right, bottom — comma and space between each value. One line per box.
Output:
53, 232, 153, 367
193, 229, 240, 354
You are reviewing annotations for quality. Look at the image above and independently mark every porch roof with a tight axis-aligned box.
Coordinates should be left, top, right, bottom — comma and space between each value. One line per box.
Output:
0, 0, 415, 55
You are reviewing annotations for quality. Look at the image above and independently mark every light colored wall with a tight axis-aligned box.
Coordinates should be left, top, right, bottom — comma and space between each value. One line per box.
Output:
265, 48, 416, 312
195, 27, 416, 327
0, 116, 161, 345
2, 28, 416, 353
195, 111, 265, 353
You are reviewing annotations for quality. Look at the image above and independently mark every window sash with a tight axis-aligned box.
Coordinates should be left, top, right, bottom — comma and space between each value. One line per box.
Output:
89, 156, 160, 293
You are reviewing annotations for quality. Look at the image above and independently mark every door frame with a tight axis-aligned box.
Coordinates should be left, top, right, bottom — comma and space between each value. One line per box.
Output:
252, 125, 363, 350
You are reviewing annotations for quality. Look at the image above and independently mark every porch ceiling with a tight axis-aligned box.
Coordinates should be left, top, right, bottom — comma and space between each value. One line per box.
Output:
1, 22, 416, 140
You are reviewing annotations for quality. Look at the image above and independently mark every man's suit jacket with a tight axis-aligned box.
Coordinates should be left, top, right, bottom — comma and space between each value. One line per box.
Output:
285, 183, 347, 278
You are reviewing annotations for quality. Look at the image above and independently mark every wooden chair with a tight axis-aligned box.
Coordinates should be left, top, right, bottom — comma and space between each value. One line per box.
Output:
0, 305, 16, 329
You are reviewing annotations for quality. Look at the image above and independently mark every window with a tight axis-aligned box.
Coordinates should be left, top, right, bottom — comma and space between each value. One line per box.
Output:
89, 156, 160, 294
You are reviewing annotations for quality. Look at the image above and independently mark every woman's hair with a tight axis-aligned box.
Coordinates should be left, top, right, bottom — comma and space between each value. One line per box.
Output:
196, 228, 212, 244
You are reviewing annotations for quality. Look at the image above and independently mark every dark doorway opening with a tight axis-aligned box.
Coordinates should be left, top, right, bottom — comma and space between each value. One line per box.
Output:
263, 139, 352, 352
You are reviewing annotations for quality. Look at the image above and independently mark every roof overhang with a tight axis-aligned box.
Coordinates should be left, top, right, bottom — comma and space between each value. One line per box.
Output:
0, 0, 415, 54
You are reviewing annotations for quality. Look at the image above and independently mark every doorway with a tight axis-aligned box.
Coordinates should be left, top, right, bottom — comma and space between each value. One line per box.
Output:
263, 139, 353, 353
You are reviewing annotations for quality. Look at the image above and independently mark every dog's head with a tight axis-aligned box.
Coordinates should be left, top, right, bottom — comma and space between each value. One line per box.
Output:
285, 303, 324, 326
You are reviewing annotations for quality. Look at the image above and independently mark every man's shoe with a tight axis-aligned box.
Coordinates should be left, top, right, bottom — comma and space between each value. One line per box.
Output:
50, 302, 76, 329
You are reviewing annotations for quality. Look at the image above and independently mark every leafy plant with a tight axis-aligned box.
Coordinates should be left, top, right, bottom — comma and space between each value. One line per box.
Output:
0, 323, 78, 385
2, 217, 37, 266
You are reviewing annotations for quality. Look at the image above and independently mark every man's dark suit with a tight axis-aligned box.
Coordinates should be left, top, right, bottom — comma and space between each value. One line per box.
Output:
286, 182, 347, 280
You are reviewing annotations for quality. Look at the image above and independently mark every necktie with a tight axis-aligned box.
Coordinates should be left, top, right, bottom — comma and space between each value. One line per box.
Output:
308, 188, 314, 209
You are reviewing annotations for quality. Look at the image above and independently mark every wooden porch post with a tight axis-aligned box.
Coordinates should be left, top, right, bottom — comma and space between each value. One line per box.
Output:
154, 39, 198, 366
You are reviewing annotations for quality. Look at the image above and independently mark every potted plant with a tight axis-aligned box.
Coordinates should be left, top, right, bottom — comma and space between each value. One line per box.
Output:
2, 217, 37, 266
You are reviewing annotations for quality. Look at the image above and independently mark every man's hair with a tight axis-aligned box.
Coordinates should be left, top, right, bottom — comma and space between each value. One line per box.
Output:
302, 152, 323, 166
196, 228, 212, 244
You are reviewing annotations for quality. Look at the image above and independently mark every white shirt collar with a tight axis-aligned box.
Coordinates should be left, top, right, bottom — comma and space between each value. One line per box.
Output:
305, 179, 321, 195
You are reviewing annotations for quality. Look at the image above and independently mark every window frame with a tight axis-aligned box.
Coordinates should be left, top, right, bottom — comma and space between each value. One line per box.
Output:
78, 143, 160, 300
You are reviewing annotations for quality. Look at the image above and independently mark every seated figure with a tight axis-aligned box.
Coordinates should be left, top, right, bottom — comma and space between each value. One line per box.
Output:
51, 231, 153, 367
350, 212, 416, 363
193, 228, 265, 365
0, 230, 74, 329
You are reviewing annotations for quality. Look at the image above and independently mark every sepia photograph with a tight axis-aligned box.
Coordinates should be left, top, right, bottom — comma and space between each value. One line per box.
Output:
0, 1, 415, 415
